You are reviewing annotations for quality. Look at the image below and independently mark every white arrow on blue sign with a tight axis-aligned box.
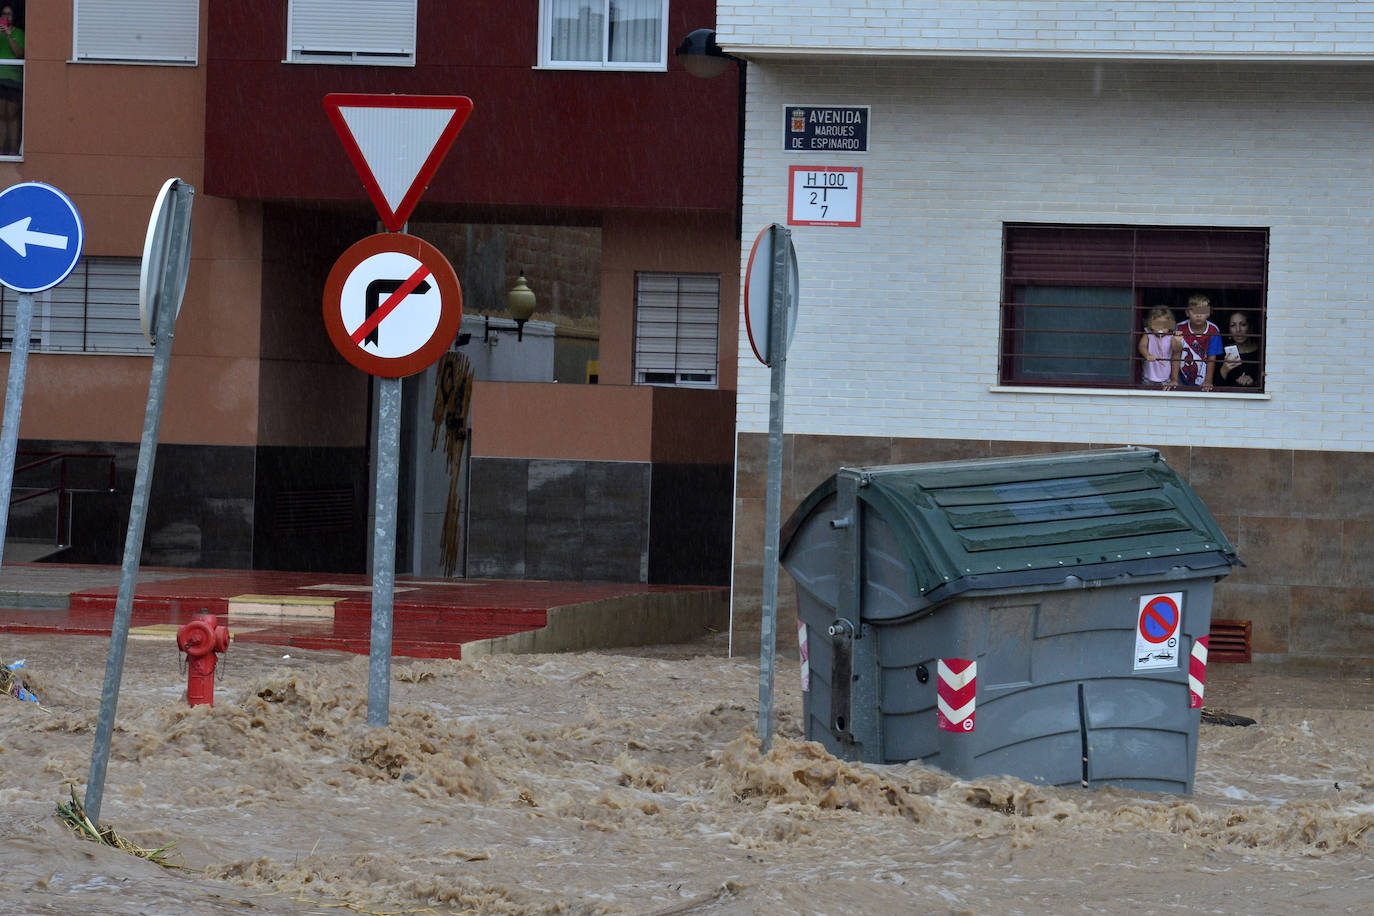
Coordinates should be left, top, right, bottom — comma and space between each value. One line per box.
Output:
0, 182, 84, 293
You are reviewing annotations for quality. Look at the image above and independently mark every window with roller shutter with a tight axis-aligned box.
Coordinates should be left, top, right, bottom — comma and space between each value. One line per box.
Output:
634, 272, 720, 388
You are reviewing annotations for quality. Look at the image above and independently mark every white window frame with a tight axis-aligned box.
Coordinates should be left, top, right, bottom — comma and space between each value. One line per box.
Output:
538, 0, 670, 71
286, 0, 416, 66
0, 58, 21, 160
633, 272, 720, 389
73, 0, 200, 65
1, 257, 152, 355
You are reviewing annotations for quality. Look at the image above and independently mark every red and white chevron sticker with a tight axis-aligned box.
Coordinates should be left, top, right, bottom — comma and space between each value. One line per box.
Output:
937, 658, 977, 733
1189, 636, 1208, 709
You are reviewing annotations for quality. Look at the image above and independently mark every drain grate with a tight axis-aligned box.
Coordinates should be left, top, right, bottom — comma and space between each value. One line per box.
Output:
1208, 618, 1251, 663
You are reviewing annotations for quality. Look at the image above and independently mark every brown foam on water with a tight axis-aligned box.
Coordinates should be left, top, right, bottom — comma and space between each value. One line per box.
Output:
2, 635, 1371, 915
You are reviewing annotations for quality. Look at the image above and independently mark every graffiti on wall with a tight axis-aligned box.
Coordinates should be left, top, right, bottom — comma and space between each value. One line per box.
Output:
431, 352, 474, 576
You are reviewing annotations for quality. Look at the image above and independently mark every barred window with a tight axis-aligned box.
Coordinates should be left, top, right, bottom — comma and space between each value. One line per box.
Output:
1, 257, 152, 355
634, 272, 720, 388
1000, 224, 1268, 392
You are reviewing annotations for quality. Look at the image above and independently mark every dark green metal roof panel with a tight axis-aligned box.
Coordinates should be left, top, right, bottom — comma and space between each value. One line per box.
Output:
847, 447, 1237, 597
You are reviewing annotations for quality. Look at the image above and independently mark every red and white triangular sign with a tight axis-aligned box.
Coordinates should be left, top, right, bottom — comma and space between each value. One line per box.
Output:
323, 93, 474, 232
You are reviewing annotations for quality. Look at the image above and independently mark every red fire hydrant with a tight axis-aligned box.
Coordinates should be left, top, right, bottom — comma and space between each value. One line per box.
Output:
176, 614, 230, 707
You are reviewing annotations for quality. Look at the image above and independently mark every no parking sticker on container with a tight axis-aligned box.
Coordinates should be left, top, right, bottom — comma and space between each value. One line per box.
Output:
1134, 591, 1183, 670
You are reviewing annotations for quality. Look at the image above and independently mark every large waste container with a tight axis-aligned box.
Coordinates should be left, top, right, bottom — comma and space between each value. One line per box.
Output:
780, 446, 1238, 794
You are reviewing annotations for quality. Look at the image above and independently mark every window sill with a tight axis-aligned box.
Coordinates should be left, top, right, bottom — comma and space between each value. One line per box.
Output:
990, 385, 1269, 400
532, 63, 666, 73
282, 57, 415, 68
68, 58, 198, 67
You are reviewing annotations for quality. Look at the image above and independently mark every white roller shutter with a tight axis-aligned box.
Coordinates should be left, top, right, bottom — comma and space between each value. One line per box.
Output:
1, 258, 152, 355
74, 0, 199, 64
288, 0, 416, 64
634, 273, 720, 388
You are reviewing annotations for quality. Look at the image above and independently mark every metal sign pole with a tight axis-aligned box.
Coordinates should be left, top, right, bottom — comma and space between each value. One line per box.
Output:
0, 291, 34, 570
84, 271, 179, 826
758, 225, 791, 753
368, 375, 401, 726
85, 181, 192, 827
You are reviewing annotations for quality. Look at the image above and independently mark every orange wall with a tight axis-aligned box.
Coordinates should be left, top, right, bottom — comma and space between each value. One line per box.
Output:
599, 210, 740, 391
470, 382, 656, 461
0, 1, 264, 446
471, 382, 736, 465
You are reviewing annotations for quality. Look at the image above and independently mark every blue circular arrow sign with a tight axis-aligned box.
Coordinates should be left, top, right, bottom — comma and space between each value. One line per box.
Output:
0, 182, 84, 293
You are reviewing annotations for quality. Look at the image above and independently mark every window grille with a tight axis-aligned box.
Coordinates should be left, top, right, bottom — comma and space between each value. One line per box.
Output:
1000, 224, 1268, 392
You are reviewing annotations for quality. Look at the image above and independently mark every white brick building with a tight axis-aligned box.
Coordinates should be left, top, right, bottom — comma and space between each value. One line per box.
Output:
720, 2, 1374, 662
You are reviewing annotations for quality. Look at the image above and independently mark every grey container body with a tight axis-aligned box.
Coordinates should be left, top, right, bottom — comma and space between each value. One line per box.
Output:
783, 458, 1233, 795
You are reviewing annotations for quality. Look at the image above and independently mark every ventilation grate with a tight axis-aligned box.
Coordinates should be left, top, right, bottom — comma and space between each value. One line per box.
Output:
1208, 618, 1251, 664
274, 488, 354, 535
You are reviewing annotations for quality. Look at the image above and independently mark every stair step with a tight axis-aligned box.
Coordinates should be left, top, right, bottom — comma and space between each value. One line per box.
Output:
2, 540, 61, 564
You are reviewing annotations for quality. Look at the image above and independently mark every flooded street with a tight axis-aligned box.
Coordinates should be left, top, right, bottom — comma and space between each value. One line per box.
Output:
1, 633, 1371, 915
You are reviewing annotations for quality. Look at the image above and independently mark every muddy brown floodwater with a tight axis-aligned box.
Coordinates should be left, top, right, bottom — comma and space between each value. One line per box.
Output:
0, 632, 1371, 915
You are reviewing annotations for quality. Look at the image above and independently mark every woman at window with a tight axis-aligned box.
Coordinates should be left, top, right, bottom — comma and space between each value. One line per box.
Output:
0, 5, 22, 157
1217, 311, 1262, 388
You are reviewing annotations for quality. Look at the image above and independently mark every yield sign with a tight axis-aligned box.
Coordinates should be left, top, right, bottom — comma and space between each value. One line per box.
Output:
323, 93, 474, 232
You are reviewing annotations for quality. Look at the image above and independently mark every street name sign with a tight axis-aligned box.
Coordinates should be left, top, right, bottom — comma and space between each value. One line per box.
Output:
783, 105, 870, 152
0, 182, 84, 293
323, 93, 474, 232
322, 233, 463, 378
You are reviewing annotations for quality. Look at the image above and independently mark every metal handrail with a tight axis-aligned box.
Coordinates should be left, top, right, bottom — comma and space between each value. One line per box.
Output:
10, 450, 118, 548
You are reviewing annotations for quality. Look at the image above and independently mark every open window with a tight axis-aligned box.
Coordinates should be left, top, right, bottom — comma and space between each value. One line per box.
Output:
0, 1, 21, 157
1000, 224, 1268, 391
539, 0, 668, 71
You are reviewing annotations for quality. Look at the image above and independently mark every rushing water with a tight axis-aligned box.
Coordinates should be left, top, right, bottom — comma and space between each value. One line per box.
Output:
1, 633, 1370, 915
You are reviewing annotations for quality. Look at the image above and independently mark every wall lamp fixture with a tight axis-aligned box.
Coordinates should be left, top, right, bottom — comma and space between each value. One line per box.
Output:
484, 268, 538, 344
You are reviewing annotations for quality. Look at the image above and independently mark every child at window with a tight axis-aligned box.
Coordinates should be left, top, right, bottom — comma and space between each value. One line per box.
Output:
1138, 306, 1181, 390
1176, 294, 1223, 389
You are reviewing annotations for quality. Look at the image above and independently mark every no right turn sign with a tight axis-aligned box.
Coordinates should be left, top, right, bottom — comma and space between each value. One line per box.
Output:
322, 233, 463, 378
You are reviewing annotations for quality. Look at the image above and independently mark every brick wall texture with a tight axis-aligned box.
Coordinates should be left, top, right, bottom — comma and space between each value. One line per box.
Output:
733, 59, 1374, 450
718, 2, 1374, 58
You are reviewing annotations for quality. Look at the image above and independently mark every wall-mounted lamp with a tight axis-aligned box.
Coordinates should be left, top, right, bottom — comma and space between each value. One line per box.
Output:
674, 28, 735, 79
506, 268, 536, 342
675, 28, 746, 239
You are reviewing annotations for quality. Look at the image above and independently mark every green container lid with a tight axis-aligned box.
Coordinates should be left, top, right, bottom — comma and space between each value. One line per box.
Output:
784, 446, 1238, 604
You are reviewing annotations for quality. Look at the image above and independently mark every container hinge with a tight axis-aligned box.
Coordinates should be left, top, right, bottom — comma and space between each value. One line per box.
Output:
828, 618, 856, 745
